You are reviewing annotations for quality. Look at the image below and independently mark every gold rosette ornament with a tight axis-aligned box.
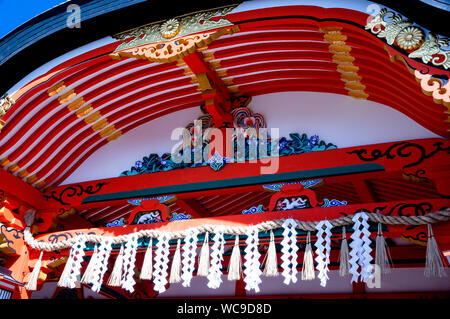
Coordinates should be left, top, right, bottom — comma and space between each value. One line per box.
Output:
160, 18, 181, 39
396, 26, 424, 50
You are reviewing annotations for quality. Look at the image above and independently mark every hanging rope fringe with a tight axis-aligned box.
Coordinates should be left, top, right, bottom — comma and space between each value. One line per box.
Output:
263, 230, 278, 277
26, 251, 43, 291
425, 224, 447, 278
140, 239, 153, 280
339, 227, 350, 277
90, 237, 113, 293
228, 235, 242, 281
81, 244, 99, 284
301, 231, 315, 281
375, 223, 392, 274
20, 208, 450, 294
107, 244, 124, 287
169, 239, 182, 284
197, 232, 210, 277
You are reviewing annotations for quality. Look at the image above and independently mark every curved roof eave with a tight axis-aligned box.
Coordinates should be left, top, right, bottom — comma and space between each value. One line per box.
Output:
0, 0, 449, 96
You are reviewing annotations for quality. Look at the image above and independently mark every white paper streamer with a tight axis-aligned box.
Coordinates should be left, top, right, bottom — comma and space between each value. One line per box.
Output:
153, 233, 170, 293
181, 229, 199, 287
58, 236, 86, 288
243, 227, 262, 292
90, 237, 113, 292
349, 212, 373, 283
280, 219, 298, 285
121, 234, 139, 293
207, 228, 225, 289
314, 220, 332, 287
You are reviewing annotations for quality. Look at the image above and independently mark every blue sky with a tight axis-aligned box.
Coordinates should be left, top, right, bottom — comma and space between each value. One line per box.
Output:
0, 0, 65, 39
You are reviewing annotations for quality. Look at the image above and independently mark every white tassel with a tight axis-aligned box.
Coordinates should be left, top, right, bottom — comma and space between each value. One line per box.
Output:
375, 223, 392, 274
197, 233, 210, 276
26, 251, 43, 291
301, 231, 315, 281
228, 235, 242, 281
81, 244, 99, 284
169, 239, 182, 284
263, 231, 278, 277
425, 224, 447, 278
339, 227, 350, 277
107, 245, 124, 287
58, 249, 74, 287
140, 239, 153, 280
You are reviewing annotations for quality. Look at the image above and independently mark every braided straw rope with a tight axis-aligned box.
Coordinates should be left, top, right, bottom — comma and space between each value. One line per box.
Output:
22, 208, 450, 252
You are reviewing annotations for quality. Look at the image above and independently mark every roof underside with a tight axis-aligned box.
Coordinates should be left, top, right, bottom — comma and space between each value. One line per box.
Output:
0, 4, 448, 194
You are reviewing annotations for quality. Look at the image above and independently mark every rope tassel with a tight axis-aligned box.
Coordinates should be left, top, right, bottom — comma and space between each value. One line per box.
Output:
425, 224, 447, 278
227, 235, 242, 281
26, 251, 43, 291
302, 232, 315, 281
81, 244, 99, 284
107, 244, 124, 287
169, 239, 182, 284
140, 239, 153, 280
339, 227, 350, 277
197, 233, 210, 277
263, 231, 279, 277
375, 223, 392, 274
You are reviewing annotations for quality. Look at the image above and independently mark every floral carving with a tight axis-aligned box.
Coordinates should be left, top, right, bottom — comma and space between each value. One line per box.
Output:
365, 7, 449, 69
160, 18, 181, 39
396, 26, 424, 50
408, 33, 450, 69
365, 8, 412, 45
112, 5, 238, 52
414, 69, 450, 107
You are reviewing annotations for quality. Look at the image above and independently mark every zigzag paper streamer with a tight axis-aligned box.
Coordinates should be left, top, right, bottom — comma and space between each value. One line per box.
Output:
91, 237, 113, 292
153, 233, 170, 293
314, 220, 332, 287
349, 212, 373, 283
243, 227, 262, 292
280, 219, 299, 285
121, 234, 139, 293
59, 236, 86, 289
181, 229, 199, 287
207, 229, 225, 289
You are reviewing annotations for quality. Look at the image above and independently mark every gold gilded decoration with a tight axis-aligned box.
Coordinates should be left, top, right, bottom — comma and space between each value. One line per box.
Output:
0, 158, 10, 167
365, 8, 412, 45
365, 7, 449, 69
408, 33, 450, 69
111, 26, 239, 63
321, 27, 368, 100
112, 5, 238, 52
0, 94, 14, 131
160, 18, 181, 39
414, 70, 450, 108
47, 81, 66, 96
396, 26, 424, 50
58, 90, 76, 104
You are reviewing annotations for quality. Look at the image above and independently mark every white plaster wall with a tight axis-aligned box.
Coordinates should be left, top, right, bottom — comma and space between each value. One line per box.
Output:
62, 92, 439, 184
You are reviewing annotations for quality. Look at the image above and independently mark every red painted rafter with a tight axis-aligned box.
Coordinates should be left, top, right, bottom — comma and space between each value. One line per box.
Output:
175, 198, 211, 218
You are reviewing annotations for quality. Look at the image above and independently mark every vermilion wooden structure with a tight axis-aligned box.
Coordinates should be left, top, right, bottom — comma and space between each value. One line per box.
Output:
0, 1, 449, 299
